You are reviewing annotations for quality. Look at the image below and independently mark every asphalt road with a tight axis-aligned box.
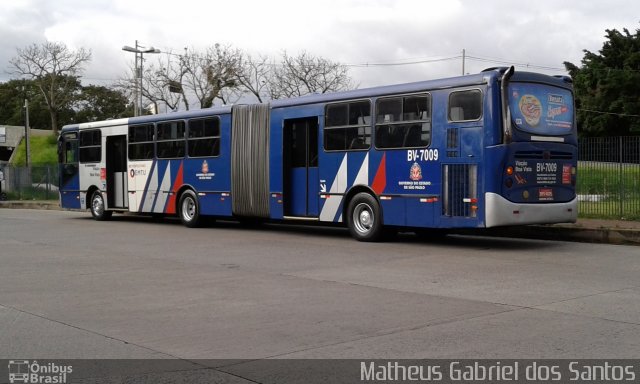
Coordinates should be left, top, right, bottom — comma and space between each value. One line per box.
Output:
1, 209, 639, 362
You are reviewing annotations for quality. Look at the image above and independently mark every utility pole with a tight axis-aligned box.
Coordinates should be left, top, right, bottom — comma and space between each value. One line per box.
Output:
24, 98, 31, 168
462, 48, 466, 76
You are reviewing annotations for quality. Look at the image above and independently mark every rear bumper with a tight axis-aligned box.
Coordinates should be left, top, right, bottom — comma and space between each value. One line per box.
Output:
485, 192, 577, 227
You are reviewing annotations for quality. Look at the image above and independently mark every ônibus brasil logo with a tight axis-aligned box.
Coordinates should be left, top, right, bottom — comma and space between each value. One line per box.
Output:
8, 360, 72, 384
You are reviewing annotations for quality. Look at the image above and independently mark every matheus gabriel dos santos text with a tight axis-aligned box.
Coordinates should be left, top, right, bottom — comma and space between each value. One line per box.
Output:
360, 361, 637, 382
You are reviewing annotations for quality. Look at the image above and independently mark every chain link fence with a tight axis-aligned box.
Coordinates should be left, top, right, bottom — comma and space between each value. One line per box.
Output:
0, 164, 59, 201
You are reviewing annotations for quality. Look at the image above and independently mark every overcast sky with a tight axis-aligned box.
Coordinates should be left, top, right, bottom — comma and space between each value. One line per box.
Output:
1, 0, 639, 90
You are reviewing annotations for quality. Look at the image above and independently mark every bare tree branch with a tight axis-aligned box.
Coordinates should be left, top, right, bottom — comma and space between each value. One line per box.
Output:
116, 45, 354, 111
269, 51, 354, 99
236, 54, 273, 103
201, 44, 242, 108
9, 42, 91, 134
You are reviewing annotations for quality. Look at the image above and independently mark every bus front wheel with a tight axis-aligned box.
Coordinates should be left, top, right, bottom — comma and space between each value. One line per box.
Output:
179, 190, 202, 228
347, 193, 383, 242
90, 191, 112, 221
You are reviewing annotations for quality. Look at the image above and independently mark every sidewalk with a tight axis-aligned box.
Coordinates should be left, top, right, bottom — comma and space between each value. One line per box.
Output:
474, 218, 640, 246
1, 199, 639, 245
0, 199, 60, 210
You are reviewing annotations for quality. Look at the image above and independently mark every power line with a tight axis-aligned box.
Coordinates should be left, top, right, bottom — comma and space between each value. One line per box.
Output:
346, 56, 462, 68
465, 55, 566, 72
578, 108, 640, 118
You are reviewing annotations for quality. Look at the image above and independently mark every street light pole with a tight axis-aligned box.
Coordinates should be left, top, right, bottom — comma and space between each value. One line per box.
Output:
122, 41, 161, 116
24, 98, 31, 168
133, 40, 139, 116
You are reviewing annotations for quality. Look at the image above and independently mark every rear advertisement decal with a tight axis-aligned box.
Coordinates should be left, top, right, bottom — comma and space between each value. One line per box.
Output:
509, 83, 574, 135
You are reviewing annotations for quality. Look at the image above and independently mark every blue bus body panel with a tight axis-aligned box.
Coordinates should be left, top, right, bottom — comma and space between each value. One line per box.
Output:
289, 167, 307, 215
60, 185, 81, 209
181, 113, 233, 216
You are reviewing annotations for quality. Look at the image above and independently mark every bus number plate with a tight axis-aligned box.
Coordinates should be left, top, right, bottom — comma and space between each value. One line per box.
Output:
407, 149, 439, 162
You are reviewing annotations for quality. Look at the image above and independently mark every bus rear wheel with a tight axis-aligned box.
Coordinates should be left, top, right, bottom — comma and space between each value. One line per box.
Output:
347, 192, 383, 242
90, 191, 112, 221
179, 190, 202, 228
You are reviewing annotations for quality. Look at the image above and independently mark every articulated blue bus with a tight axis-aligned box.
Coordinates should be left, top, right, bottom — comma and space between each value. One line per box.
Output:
58, 67, 577, 241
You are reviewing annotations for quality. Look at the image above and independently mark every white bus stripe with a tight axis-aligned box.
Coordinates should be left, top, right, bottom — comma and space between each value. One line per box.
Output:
153, 162, 172, 213
319, 154, 348, 222
354, 153, 369, 186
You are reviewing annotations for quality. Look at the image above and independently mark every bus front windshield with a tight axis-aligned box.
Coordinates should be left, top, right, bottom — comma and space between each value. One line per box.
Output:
508, 82, 574, 136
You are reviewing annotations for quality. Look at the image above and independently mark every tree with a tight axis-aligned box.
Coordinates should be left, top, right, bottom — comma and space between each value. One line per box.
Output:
144, 61, 184, 113
9, 42, 92, 135
0, 79, 66, 130
564, 25, 640, 136
74, 85, 131, 123
117, 45, 355, 110
118, 44, 243, 112
201, 44, 243, 107
269, 51, 354, 99
235, 54, 273, 103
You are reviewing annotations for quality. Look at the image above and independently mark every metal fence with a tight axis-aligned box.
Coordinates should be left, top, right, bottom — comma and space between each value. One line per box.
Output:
0, 164, 59, 201
578, 136, 640, 220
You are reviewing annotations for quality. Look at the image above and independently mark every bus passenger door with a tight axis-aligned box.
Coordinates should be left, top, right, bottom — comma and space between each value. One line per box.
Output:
283, 118, 319, 217
106, 135, 128, 209
58, 131, 81, 209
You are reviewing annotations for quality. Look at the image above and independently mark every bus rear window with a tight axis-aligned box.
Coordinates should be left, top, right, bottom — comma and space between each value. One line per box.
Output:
509, 83, 574, 135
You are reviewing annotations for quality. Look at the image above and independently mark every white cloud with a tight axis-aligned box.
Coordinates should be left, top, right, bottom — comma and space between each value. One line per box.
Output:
1, 0, 639, 88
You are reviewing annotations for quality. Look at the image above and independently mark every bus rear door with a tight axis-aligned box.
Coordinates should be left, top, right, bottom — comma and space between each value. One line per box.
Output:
283, 117, 319, 217
106, 135, 128, 209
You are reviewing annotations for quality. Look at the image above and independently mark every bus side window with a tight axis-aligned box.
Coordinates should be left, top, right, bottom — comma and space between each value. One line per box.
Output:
129, 124, 155, 160
157, 121, 186, 159
375, 93, 431, 149
79, 129, 102, 163
188, 117, 221, 158
324, 100, 371, 152
449, 90, 483, 122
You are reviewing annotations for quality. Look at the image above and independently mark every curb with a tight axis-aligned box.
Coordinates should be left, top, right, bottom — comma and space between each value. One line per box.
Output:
457, 225, 640, 246
1, 202, 639, 246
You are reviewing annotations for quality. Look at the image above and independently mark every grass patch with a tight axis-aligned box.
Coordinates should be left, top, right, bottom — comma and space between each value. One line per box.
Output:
11, 134, 58, 166
577, 162, 640, 220
579, 201, 640, 221
5, 186, 58, 201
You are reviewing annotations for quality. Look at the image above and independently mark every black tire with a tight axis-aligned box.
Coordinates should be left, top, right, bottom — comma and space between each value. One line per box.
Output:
90, 191, 112, 221
347, 192, 384, 242
178, 190, 202, 228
